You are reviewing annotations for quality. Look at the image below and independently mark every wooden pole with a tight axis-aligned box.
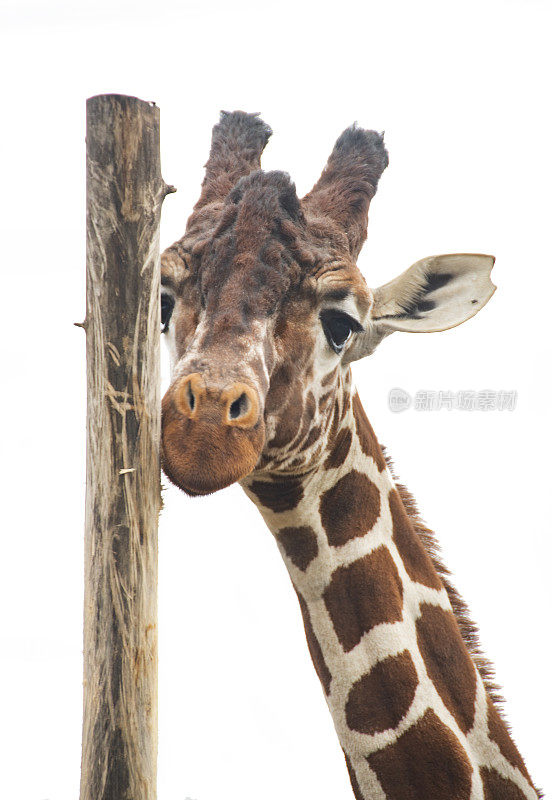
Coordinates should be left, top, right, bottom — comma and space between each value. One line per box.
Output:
81, 94, 173, 800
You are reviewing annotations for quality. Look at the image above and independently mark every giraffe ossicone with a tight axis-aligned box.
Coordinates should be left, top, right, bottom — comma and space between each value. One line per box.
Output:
160, 111, 540, 800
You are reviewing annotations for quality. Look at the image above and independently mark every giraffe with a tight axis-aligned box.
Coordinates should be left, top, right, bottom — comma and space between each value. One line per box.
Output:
160, 111, 542, 800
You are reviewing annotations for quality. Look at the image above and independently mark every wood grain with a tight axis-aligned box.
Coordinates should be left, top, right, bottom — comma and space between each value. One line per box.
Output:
81, 94, 172, 800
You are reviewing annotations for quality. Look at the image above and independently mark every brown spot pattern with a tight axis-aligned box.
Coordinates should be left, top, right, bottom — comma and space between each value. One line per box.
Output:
324, 427, 353, 469
323, 547, 403, 652
318, 390, 333, 412
391, 480, 516, 731
276, 526, 318, 571
341, 391, 351, 420
352, 393, 387, 471
249, 477, 303, 512
367, 709, 473, 800
388, 489, 442, 589
321, 368, 338, 387
300, 423, 322, 452
296, 593, 332, 695
327, 399, 341, 448
486, 696, 531, 782
480, 767, 527, 800
416, 604, 477, 735
319, 470, 380, 547
345, 650, 418, 735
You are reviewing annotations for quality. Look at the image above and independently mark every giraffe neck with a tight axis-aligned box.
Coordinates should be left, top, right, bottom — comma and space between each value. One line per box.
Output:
242, 376, 538, 800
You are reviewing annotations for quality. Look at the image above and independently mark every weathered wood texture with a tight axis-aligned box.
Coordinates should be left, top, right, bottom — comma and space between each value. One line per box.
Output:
82, 94, 171, 800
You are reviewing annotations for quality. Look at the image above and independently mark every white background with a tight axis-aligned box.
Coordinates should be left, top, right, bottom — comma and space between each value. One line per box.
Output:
1, 1, 550, 798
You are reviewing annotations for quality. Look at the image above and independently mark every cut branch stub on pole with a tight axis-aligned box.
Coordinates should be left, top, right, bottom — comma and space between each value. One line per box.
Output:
82, 94, 172, 800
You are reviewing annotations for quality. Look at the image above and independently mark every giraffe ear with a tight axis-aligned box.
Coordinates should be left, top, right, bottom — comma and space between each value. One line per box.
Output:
346, 254, 496, 361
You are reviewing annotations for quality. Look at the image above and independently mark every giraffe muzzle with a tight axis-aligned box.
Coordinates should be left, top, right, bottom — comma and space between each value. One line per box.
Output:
161, 372, 265, 495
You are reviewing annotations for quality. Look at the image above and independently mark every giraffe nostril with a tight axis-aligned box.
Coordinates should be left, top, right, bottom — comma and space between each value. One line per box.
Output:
187, 382, 196, 412
173, 373, 205, 419
222, 383, 259, 429
229, 392, 249, 420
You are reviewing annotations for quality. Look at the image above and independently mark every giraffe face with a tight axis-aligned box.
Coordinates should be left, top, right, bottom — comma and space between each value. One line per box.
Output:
160, 170, 373, 495
160, 112, 496, 496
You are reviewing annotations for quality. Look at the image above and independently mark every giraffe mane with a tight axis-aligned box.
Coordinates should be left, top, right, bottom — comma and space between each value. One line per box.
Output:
381, 446, 544, 800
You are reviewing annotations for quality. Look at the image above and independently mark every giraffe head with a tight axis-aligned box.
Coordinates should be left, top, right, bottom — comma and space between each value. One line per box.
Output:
161, 112, 495, 495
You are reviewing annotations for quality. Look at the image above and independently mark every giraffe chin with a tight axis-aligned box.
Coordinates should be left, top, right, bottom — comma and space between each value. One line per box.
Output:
160, 418, 265, 497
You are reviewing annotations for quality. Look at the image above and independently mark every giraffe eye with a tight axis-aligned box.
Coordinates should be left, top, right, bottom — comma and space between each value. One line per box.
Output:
320, 310, 362, 354
161, 292, 175, 332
